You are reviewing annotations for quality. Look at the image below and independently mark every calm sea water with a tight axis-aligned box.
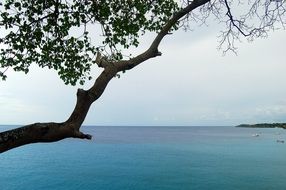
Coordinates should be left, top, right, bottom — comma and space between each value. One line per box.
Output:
1, 125, 286, 190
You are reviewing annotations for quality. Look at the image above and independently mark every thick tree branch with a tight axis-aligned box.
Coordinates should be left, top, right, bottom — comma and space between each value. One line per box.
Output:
116, 0, 210, 71
0, 0, 210, 153
0, 64, 117, 153
0, 122, 91, 153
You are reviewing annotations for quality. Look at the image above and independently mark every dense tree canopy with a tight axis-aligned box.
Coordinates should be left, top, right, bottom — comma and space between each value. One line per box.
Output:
0, 0, 179, 84
1, 0, 285, 85
0, 0, 285, 152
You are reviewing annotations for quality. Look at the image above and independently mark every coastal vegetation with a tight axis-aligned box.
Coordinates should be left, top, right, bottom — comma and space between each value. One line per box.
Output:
0, 0, 285, 152
237, 123, 286, 129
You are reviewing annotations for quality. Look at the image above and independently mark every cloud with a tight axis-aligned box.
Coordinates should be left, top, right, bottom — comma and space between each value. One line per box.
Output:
0, 23, 285, 126
254, 103, 286, 119
0, 93, 45, 124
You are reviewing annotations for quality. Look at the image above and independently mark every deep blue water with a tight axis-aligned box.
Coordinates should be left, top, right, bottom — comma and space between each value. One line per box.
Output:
1, 126, 286, 190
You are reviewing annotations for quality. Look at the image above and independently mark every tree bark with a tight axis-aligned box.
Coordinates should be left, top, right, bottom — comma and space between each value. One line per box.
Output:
0, 0, 210, 153
0, 65, 118, 153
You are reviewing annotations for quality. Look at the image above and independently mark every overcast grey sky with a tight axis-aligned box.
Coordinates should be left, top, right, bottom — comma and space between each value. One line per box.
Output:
0, 19, 286, 126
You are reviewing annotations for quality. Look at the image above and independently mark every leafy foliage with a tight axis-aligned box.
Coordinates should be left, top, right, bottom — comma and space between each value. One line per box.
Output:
0, 0, 179, 85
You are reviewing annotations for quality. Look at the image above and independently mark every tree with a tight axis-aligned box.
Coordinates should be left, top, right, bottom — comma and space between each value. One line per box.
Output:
0, 0, 285, 153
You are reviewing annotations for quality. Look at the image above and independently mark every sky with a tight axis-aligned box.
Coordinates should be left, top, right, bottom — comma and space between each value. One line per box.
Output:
0, 10, 286, 126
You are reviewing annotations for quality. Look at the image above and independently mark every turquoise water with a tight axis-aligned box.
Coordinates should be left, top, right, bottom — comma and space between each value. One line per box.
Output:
1, 126, 286, 190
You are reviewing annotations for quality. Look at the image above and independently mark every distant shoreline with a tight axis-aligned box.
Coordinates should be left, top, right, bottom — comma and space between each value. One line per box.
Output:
236, 123, 286, 129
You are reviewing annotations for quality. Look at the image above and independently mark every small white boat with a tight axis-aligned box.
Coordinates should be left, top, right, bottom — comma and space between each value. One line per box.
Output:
252, 133, 260, 137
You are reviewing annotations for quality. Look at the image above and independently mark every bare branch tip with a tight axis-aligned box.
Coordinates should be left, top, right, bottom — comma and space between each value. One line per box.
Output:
74, 131, 93, 140
84, 134, 92, 140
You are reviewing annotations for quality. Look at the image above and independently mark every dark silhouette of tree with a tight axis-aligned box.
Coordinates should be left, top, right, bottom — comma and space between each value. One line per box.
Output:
0, 0, 285, 153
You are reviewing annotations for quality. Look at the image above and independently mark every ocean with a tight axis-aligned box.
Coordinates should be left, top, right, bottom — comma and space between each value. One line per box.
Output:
1, 125, 286, 190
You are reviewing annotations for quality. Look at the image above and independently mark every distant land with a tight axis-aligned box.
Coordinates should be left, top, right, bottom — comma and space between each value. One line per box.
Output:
236, 123, 286, 129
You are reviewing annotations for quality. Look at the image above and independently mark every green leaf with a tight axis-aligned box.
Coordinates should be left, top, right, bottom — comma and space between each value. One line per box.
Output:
0, 0, 179, 85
